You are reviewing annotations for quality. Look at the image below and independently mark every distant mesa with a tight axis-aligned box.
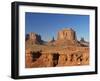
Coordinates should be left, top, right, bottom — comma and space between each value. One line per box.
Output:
26, 32, 43, 44
49, 37, 55, 43
80, 37, 85, 42
26, 28, 89, 47
80, 37, 89, 46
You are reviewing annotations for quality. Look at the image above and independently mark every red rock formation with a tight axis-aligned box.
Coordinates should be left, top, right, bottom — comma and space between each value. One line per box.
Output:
57, 28, 77, 40
25, 28, 89, 68
53, 28, 81, 46
26, 32, 43, 45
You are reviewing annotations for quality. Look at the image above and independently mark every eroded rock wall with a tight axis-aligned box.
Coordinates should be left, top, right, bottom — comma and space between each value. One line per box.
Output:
25, 47, 89, 68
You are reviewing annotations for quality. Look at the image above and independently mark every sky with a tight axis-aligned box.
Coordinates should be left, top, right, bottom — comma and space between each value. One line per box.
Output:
25, 12, 89, 42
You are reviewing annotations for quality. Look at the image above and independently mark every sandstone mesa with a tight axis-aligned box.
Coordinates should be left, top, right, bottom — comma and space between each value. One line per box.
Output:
25, 28, 89, 68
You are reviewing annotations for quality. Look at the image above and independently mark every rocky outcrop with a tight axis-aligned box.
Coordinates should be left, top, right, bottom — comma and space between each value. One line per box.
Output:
79, 38, 89, 47
25, 47, 89, 68
26, 32, 43, 44
53, 28, 81, 46
25, 28, 89, 68
57, 28, 77, 41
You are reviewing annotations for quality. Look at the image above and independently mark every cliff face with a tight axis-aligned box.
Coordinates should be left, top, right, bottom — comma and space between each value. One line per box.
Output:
25, 28, 89, 68
57, 28, 77, 41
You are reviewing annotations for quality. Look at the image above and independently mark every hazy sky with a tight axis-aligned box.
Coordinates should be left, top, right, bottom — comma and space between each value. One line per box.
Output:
25, 12, 89, 41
